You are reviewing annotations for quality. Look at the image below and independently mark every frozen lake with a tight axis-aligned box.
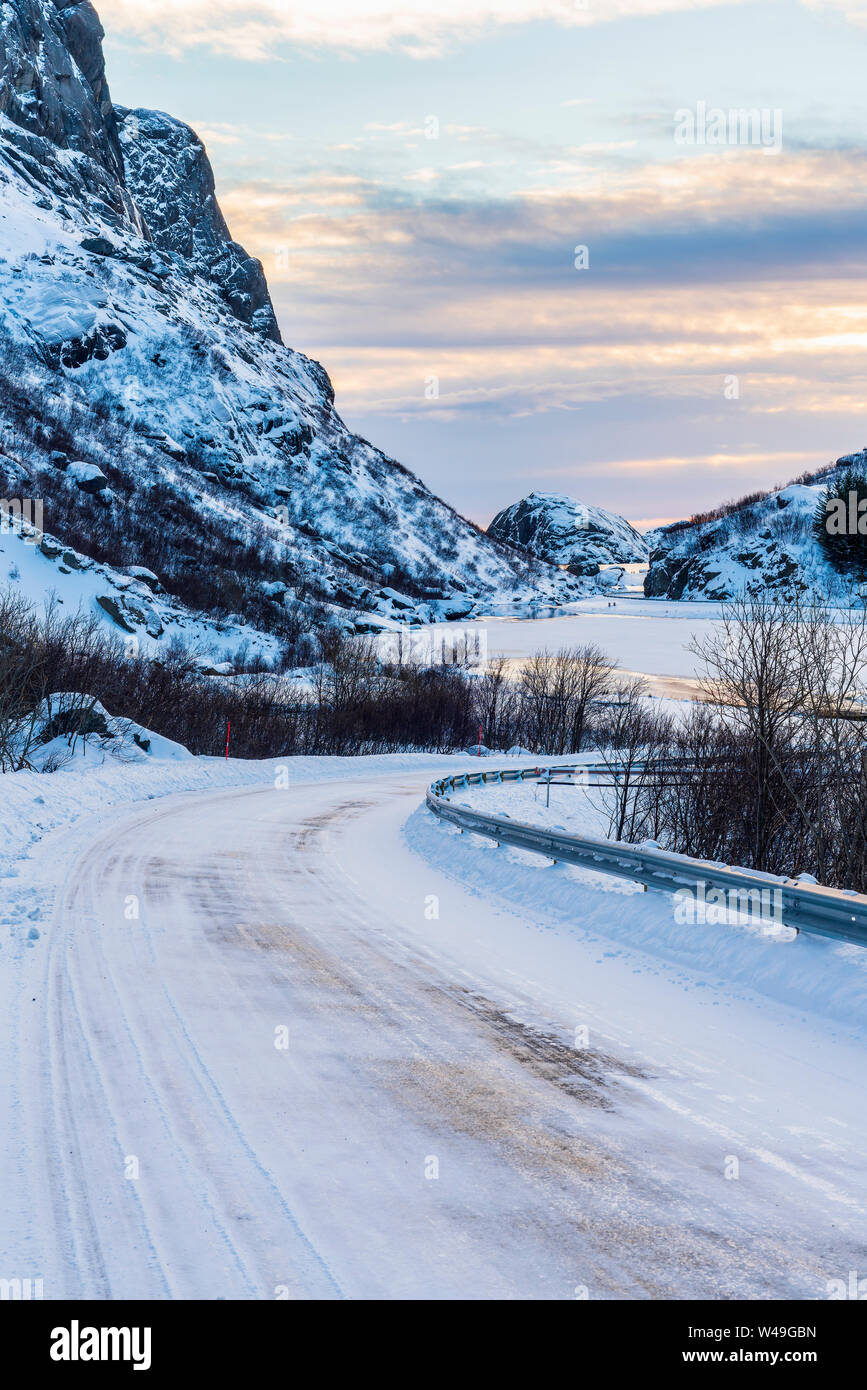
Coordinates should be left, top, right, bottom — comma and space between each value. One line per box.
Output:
390, 565, 729, 696
416, 589, 727, 692
476, 597, 724, 679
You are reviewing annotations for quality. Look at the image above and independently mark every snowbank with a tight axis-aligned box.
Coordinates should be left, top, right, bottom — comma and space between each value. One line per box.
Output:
411, 778, 867, 1037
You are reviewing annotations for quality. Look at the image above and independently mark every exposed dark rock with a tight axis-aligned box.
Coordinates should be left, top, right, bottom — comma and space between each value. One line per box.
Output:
96, 593, 136, 632
115, 106, 282, 343
44, 321, 127, 370
67, 460, 108, 493
0, 0, 123, 177
80, 234, 117, 256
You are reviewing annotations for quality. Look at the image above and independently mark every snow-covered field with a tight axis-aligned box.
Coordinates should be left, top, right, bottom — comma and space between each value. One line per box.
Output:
2, 749, 867, 1299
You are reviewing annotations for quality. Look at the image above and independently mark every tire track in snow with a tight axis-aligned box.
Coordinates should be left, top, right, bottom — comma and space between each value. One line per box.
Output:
42, 791, 343, 1299
20, 771, 867, 1299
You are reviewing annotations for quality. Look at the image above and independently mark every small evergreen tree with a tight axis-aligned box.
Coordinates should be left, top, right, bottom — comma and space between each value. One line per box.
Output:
813, 467, 867, 575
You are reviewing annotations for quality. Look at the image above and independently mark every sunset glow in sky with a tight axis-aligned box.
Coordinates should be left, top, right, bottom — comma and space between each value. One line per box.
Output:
99, 0, 867, 529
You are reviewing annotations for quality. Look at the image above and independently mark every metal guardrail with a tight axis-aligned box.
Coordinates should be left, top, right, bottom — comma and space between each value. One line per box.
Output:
426, 764, 867, 948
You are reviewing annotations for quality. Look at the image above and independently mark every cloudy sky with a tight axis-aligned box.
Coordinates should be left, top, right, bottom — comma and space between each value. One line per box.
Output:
99, 0, 867, 530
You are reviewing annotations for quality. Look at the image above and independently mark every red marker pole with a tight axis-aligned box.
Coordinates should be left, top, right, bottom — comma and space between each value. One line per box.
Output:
478, 724, 482, 758
226, 720, 231, 760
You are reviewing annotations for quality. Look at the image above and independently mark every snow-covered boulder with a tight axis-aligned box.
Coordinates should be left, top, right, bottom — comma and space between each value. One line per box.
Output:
96, 593, 163, 638
429, 595, 477, 621
67, 461, 108, 495
193, 657, 234, 677
126, 565, 163, 592
14, 693, 193, 771
378, 587, 416, 611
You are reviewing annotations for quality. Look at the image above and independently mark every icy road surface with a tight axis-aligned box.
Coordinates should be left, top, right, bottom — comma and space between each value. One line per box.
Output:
10, 768, 867, 1300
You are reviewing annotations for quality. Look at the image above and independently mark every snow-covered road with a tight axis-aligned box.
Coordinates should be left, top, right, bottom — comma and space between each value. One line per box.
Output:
8, 767, 867, 1300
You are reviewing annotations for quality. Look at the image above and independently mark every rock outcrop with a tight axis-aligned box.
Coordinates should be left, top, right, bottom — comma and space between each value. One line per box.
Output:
0, 0, 122, 174
487, 491, 648, 576
116, 107, 281, 342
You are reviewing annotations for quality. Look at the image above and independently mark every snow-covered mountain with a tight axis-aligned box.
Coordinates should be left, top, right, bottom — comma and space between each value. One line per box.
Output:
0, 1, 590, 661
644, 453, 866, 602
487, 491, 648, 575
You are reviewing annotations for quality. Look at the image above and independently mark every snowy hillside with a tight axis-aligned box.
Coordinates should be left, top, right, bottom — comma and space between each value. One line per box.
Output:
0, 1, 589, 663
645, 453, 867, 603
487, 491, 648, 576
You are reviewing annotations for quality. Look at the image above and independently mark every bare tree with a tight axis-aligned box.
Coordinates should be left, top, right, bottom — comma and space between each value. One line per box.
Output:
689, 595, 805, 871
591, 678, 674, 842
519, 645, 615, 754
473, 656, 518, 750
0, 591, 46, 770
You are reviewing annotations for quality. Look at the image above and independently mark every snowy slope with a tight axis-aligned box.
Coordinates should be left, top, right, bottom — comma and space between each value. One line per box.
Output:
0, 1, 590, 661
488, 491, 649, 576
0, 496, 281, 660
645, 454, 866, 603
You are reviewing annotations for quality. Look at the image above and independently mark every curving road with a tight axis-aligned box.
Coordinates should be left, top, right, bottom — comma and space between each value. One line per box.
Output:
13, 770, 867, 1299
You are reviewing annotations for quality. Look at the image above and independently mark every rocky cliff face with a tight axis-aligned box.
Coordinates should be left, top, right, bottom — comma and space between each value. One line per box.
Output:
0, 0, 138, 224
1, 0, 121, 173
116, 107, 281, 343
0, 1, 589, 660
487, 491, 648, 576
